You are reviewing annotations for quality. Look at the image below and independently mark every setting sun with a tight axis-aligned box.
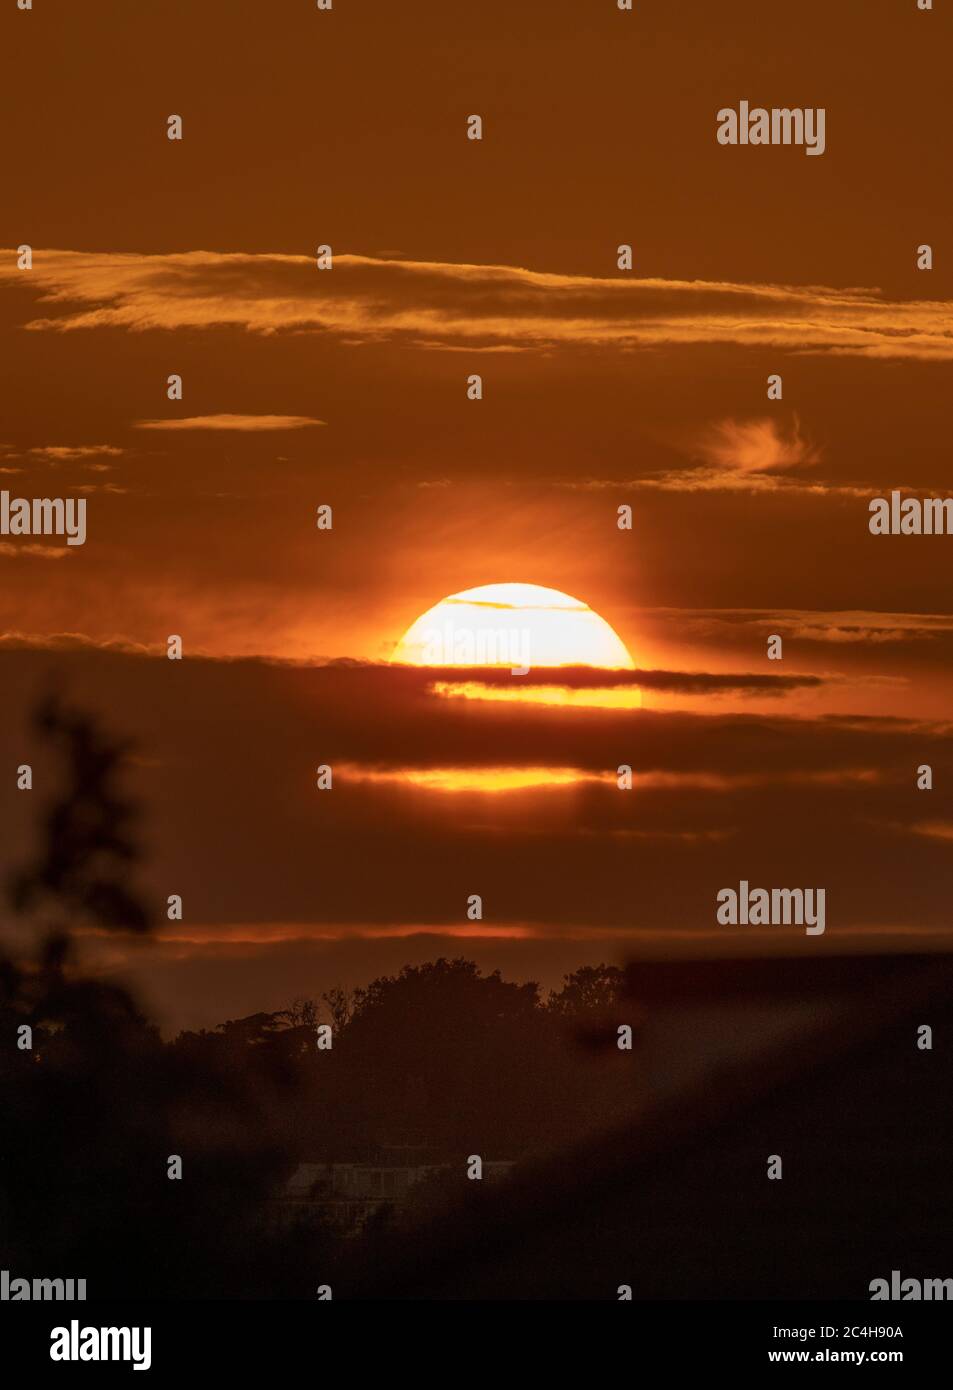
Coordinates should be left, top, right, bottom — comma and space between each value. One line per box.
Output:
390, 582, 635, 670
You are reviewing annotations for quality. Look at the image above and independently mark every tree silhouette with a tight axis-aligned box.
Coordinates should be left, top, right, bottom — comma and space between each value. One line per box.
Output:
547, 963, 626, 1016
0, 698, 644, 1299
0, 697, 325, 1297
9, 694, 151, 936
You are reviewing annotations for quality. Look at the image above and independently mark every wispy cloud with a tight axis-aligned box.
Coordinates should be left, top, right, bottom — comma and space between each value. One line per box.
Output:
909, 821, 953, 843
134, 413, 325, 432
651, 607, 953, 646
0, 445, 126, 462
636, 416, 832, 494
694, 415, 819, 476
3, 249, 952, 360
0, 543, 71, 560
0, 631, 148, 651
556, 416, 872, 496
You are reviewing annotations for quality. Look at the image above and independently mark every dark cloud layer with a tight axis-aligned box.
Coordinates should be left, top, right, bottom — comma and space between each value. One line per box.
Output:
1, 649, 949, 1015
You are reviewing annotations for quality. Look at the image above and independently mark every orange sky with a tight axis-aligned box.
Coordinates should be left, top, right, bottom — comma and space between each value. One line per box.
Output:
1, 0, 951, 1030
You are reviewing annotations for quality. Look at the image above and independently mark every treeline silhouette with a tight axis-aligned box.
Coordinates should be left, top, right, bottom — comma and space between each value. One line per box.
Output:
0, 699, 637, 1298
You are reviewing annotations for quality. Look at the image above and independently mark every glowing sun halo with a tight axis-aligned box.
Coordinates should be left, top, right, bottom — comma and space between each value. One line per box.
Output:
391, 582, 634, 670
388, 584, 638, 790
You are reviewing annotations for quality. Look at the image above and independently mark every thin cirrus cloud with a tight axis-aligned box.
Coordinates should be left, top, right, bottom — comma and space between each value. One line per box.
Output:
0, 543, 70, 560
656, 607, 953, 647
556, 416, 874, 496
698, 416, 819, 473
2, 249, 953, 360
568, 415, 950, 501
910, 821, 953, 843
134, 414, 325, 432
27, 444, 126, 460
0, 445, 125, 462
580, 416, 836, 495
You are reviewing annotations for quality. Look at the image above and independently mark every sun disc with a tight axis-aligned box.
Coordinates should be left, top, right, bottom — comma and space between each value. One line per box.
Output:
391, 582, 634, 670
